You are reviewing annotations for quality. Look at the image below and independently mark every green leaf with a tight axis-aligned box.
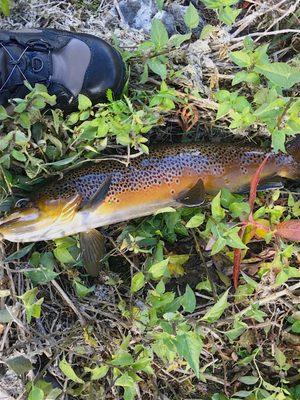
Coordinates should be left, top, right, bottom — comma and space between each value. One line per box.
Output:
184, 3, 200, 30
218, 6, 241, 26
73, 280, 94, 298
181, 285, 196, 313
211, 191, 226, 221
155, 0, 164, 11
274, 347, 286, 368
5, 243, 35, 261
84, 365, 109, 380
201, 289, 229, 323
292, 320, 300, 333
111, 351, 134, 367
59, 358, 84, 384
0, 0, 10, 16
115, 372, 136, 390
19, 287, 44, 323
28, 386, 44, 400
186, 213, 205, 228
78, 94, 92, 111
254, 63, 300, 89
238, 376, 259, 385
211, 237, 227, 255
147, 58, 167, 80
151, 19, 169, 48
0, 104, 8, 120
230, 50, 252, 68
200, 24, 215, 40
6, 355, 32, 375
175, 331, 203, 378
131, 272, 145, 293
196, 279, 212, 293
148, 258, 170, 279
168, 33, 191, 48
271, 129, 286, 153
26, 267, 58, 286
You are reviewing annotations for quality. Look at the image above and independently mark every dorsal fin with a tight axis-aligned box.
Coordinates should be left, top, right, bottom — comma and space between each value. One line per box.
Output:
175, 178, 205, 207
79, 175, 112, 212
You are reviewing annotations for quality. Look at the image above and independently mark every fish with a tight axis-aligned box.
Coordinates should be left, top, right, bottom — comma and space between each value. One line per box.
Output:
0, 138, 299, 275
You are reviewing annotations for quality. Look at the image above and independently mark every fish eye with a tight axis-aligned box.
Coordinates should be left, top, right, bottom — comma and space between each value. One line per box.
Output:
15, 198, 31, 209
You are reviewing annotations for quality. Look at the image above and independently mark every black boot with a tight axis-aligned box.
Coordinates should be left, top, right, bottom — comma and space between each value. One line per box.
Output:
0, 28, 126, 110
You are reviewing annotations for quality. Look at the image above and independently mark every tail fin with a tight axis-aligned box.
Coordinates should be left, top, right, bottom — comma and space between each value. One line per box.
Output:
286, 135, 300, 180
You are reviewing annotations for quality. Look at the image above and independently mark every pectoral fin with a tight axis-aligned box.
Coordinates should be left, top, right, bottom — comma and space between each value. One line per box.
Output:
175, 179, 205, 207
79, 229, 106, 277
79, 175, 112, 212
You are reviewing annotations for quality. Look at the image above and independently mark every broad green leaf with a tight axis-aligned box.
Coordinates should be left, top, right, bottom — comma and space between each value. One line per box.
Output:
147, 58, 167, 80
28, 386, 44, 400
230, 50, 252, 68
211, 237, 227, 255
78, 94, 92, 110
148, 258, 170, 279
115, 372, 135, 387
254, 63, 300, 89
238, 375, 259, 385
111, 351, 134, 367
186, 213, 205, 228
181, 285, 196, 313
151, 19, 168, 48
5, 243, 35, 261
6, 355, 32, 375
155, 0, 164, 11
200, 24, 215, 40
59, 358, 84, 384
271, 129, 286, 153
0, 104, 8, 120
25, 267, 58, 286
211, 191, 226, 221
274, 347, 286, 369
196, 279, 212, 293
131, 272, 145, 293
73, 280, 94, 298
175, 331, 203, 378
84, 365, 109, 380
168, 33, 191, 48
184, 3, 200, 29
219, 6, 241, 26
201, 289, 229, 323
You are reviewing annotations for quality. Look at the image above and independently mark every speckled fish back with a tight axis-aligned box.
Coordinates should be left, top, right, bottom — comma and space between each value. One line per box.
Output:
35, 142, 293, 203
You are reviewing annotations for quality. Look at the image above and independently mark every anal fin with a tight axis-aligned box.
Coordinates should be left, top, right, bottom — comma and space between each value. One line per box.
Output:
175, 178, 205, 207
79, 229, 106, 277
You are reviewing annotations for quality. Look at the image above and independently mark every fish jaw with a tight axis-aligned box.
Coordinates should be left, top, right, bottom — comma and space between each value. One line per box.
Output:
0, 194, 83, 243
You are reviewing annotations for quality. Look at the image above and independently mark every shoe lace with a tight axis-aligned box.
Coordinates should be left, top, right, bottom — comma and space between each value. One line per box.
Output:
0, 39, 51, 93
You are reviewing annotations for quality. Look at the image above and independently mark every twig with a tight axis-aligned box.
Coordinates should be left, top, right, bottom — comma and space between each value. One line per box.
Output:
51, 279, 86, 327
231, 29, 300, 42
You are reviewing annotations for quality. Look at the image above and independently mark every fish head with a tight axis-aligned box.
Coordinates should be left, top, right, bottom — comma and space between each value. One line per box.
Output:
0, 194, 82, 242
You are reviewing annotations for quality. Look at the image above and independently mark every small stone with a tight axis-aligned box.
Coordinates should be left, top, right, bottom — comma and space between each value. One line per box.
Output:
119, 0, 158, 33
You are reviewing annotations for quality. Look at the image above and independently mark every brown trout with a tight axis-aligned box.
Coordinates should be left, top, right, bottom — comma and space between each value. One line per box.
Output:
0, 140, 299, 274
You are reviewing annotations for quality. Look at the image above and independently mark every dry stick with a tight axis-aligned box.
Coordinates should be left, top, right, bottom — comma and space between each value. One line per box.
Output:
50, 279, 86, 327
216, 281, 300, 326
231, 28, 300, 42
266, 0, 300, 33
191, 229, 218, 302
